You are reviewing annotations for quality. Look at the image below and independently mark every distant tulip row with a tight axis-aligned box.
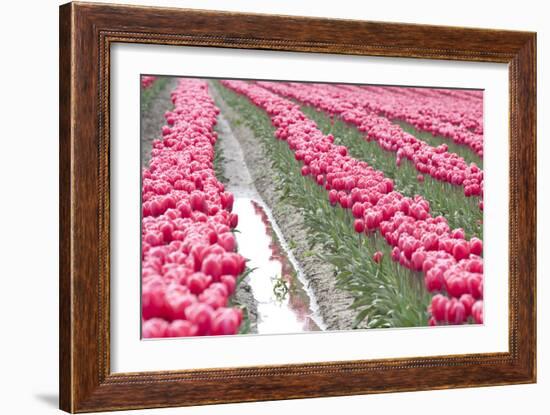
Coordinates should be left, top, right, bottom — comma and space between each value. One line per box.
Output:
351, 85, 484, 157
221, 80, 483, 326
407, 86, 483, 105
141, 79, 244, 338
257, 81, 483, 203
141, 76, 157, 89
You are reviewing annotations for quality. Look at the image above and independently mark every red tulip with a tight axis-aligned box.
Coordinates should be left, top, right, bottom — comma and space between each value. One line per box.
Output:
372, 251, 384, 264
201, 253, 222, 280
452, 240, 470, 260
391, 247, 400, 262
365, 212, 378, 231
354, 219, 365, 233
459, 293, 475, 317
328, 190, 338, 205
165, 292, 197, 320
185, 303, 215, 335
469, 237, 483, 256
446, 299, 466, 324
208, 282, 229, 298
229, 213, 239, 228
220, 274, 237, 295
166, 320, 199, 337
411, 250, 427, 271
446, 275, 468, 298
471, 300, 484, 324
142, 283, 167, 320
142, 318, 169, 338
177, 201, 192, 218
451, 228, 465, 239
221, 253, 240, 276
467, 274, 483, 299
352, 202, 365, 218
199, 290, 227, 309
430, 294, 449, 322
210, 308, 242, 335
187, 272, 210, 295
425, 267, 444, 292
218, 232, 236, 252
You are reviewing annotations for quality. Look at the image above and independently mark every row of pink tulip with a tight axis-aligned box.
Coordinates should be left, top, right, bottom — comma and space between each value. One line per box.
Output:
257, 81, 483, 202
354, 85, 484, 156
141, 79, 245, 338
385, 85, 483, 106
337, 84, 483, 106
222, 80, 483, 325
322, 83, 483, 144
141, 75, 157, 89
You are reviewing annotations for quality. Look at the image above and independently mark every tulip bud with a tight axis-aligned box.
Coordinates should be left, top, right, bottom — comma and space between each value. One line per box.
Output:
354, 219, 365, 233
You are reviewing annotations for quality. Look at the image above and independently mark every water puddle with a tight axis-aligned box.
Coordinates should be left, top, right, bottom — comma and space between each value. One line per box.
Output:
215, 106, 326, 334
232, 197, 324, 334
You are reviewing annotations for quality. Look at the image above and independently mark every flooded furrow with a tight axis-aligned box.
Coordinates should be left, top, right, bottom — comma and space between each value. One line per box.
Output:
215, 111, 326, 334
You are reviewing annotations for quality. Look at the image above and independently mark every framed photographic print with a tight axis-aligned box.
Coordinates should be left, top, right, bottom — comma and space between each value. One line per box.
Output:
59, 2, 537, 412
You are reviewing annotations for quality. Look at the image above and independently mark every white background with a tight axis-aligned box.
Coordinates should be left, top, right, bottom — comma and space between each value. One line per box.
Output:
111, 45, 508, 372
0, 0, 546, 414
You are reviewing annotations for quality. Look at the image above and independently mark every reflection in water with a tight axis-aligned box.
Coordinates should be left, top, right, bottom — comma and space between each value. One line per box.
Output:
232, 197, 325, 334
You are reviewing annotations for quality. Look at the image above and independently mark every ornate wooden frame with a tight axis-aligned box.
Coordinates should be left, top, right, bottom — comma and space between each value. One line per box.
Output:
59, 2, 536, 412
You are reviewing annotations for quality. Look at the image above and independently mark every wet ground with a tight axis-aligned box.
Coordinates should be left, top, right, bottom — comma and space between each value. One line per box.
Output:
215, 111, 325, 334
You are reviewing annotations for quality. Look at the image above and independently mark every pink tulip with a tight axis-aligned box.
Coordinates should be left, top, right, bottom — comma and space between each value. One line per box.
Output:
430, 294, 449, 322
166, 320, 199, 337
142, 318, 169, 338
452, 240, 470, 261
446, 299, 466, 324
372, 251, 384, 264
459, 293, 475, 317
210, 308, 242, 335
354, 219, 365, 233
471, 300, 484, 324
470, 237, 483, 256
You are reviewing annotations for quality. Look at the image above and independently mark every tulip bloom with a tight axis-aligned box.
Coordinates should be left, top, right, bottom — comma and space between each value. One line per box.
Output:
372, 251, 384, 264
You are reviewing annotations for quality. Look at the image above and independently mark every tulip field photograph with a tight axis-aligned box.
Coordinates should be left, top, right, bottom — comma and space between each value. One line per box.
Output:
140, 75, 484, 339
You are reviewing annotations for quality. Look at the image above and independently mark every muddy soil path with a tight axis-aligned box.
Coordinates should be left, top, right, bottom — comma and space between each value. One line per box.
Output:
215, 107, 326, 334
210, 81, 359, 331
